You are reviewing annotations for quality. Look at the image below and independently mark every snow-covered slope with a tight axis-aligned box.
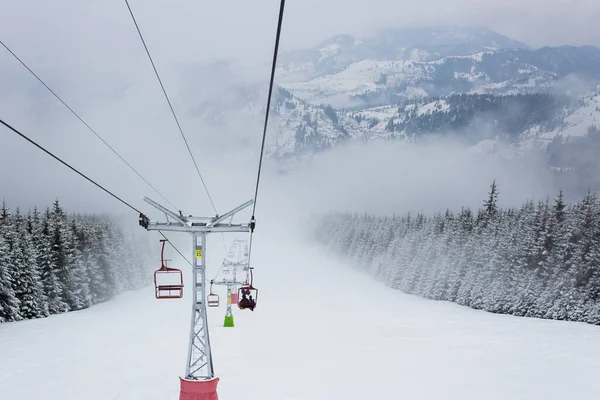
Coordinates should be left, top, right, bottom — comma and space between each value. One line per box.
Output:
536, 88, 600, 142
282, 58, 435, 106
2, 223, 600, 400
279, 48, 600, 108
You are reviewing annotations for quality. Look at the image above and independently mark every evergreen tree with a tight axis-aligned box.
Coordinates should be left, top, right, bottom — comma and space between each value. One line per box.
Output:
483, 180, 499, 219
0, 199, 156, 324
0, 203, 23, 321
12, 209, 49, 319
50, 199, 83, 311
0, 233, 20, 322
554, 189, 567, 223
68, 219, 92, 310
41, 207, 67, 314
315, 186, 600, 326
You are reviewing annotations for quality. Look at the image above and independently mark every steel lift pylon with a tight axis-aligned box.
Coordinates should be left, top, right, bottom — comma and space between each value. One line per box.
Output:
140, 197, 254, 400
212, 239, 250, 327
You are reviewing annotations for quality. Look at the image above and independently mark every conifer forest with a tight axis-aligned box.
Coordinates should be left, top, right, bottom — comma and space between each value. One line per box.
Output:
0, 200, 154, 323
316, 183, 600, 325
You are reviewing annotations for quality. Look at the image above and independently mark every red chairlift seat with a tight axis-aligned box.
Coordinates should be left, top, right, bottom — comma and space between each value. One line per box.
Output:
154, 240, 184, 299
207, 283, 219, 307
238, 268, 258, 311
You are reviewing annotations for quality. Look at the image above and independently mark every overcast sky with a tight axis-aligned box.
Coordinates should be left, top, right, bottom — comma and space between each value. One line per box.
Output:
1, 0, 600, 66
0, 0, 594, 217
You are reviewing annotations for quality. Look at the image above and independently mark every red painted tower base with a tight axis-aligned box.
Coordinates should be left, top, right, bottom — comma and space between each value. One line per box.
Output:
179, 377, 219, 400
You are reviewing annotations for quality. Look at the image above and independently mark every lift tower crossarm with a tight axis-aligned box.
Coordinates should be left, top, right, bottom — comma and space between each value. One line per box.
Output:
144, 196, 188, 225
143, 198, 253, 233
206, 199, 254, 227
146, 223, 251, 234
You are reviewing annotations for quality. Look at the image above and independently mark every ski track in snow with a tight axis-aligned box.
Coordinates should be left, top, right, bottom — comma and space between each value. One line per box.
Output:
1, 231, 600, 400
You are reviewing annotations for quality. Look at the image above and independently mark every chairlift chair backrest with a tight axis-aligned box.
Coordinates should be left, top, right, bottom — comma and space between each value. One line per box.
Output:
207, 283, 219, 307
154, 240, 184, 299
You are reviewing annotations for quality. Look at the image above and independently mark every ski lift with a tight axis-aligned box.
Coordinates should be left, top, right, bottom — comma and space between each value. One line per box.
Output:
238, 268, 258, 311
222, 260, 231, 275
154, 240, 184, 299
207, 282, 219, 307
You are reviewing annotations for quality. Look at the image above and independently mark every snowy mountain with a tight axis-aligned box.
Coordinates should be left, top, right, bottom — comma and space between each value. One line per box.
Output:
184, 27, 600, 166
266, 86, 600, 158
277, 26, 530, 82
279, 46, 600, 108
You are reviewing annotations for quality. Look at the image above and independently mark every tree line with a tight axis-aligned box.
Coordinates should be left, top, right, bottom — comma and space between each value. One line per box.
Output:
316, 183, 600, 325
385, 93, 576, 140
0, 199, 154, 323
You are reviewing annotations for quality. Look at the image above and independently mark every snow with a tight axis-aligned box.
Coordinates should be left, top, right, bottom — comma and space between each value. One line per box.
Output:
280, 59, 432, 106
538, 93, 600, 141
2, 222, 600, 400
277, 49, 548, 109
409, 48, 431, 62
318, 43, 342, 61
352, 105, 395, 119
428, 51, 491, 65
417, 99, 450, 116
281, 59, 385, 100
276, 62, 317, 84
403, 85, 429, 99
454, 69, 488, 82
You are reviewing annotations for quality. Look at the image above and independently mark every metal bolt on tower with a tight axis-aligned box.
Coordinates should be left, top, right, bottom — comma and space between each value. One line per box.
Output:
141, 197, 254, 400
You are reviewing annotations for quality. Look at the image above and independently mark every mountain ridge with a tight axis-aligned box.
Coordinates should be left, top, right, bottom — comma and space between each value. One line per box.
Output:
182, 26, 600, 173
277, 26, 533, 82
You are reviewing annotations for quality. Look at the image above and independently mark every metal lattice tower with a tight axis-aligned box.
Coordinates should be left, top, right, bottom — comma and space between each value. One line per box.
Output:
213, 239, 250, 327
142, 197, 254, 380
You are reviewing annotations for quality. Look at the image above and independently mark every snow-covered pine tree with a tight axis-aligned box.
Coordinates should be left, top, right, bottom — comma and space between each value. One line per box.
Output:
69, 219, 92, 310
0, 229, 20, 322
0, 199, 161, 324
49, 200, 77, 312
41, 207, 68, 314
89, 224, 117, 303
27, 208, 51, 318
482, 180, 499, 223
315, 184, 600, 326
0, 203, 22, 321
11, 208, 48, 319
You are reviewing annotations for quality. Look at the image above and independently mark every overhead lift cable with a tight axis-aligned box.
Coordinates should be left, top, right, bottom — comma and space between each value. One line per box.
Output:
159, 231, 202, 273
0, 39, 179, 212
123, 0, 218, 215
123, 0, 229, 253
0, 117, 144, 214
247, 0, 286, 266
0, 117, 196, 279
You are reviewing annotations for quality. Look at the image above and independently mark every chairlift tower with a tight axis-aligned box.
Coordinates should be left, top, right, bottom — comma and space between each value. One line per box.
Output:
141, 196, 254, 400
212, 242, 250, 327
